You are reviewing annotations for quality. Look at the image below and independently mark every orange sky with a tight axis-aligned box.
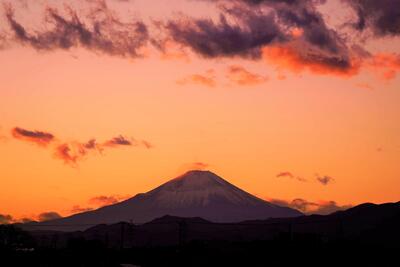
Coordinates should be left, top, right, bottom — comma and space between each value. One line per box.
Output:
0, 0, 399, 221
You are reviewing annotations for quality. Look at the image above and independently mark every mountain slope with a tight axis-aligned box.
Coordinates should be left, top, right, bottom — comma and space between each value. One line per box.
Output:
25, 170, 302, 231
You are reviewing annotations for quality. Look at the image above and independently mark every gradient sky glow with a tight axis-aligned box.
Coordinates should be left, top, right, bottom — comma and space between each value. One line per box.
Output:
0, 0, 399, 221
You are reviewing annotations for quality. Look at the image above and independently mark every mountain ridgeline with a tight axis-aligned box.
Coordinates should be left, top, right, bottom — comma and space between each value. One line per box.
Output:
24, 170, 301, 231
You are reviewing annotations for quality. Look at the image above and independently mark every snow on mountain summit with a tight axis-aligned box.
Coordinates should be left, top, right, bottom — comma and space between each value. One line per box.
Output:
162, 170, 227, 191
146, 170, 266, 208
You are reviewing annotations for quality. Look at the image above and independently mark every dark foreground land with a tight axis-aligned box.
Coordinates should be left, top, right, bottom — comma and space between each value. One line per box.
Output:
1, 202, 399, 267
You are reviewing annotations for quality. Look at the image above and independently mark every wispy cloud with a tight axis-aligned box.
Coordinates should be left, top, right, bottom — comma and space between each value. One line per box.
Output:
89, 195, 130, 207
177, 69, 217, 87
226, 65, 268, 86
344, 0, 400, 37
103, 135, 133, 147
276, 171, 307, 182
367, 53, 400, 80
262, 45, 361, 77
268, 198, 351, 215
70, 205, 94, 214
316, 175, 334, 186
54, 143, 80, 166
356, 82, 374, 90
69, 194, 131, 215
3, 0, 149, 58
178, 162, 211, 173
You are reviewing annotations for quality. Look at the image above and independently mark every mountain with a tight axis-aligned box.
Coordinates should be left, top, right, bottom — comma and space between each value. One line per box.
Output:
24, 170, 302, 231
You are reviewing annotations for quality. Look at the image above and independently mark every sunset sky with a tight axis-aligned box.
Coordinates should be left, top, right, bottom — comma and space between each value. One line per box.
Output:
0, 0, 399, 222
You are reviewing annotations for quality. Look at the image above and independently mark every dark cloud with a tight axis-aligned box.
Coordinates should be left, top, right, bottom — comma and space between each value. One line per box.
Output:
38, 211, 62, 222
3, 0, 149, 57
269, 198, 351, 215
160, 3, 286, 59
0, 214, 14, 224
11, 127, 55, 146
316, 175, 334, 185
344, 0, 400, 37
160, 0, 356, 76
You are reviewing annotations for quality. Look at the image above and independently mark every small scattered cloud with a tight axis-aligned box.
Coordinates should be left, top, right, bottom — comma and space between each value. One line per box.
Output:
276, 171, 294, 178
54, 143, 80, 166
69, 194, 130, 215
0, 214, 14, 224
367, 53, 400, 81
11, 126, 152, 167
89, 195, 130, 207
81, 139, 101, 151
103, 135, 133, 147
190, 162, 209, 170
141, 140, 153, 149
70, 205, 94, 214
316, 175, 334, 186
11, 127, 55, 147
158, 40, 191, 62
226, 65, 268, 86
268, 198, 351, 215
177, 162, 210, 174
177, 69, 217, 88
37, 211, 62, 222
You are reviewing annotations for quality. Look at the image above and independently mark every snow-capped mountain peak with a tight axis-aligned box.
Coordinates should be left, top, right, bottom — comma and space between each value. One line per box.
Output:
27, 170, 302, 231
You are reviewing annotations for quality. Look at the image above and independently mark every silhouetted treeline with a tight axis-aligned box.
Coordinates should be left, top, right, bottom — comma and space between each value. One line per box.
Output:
1, 202, 399, 266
